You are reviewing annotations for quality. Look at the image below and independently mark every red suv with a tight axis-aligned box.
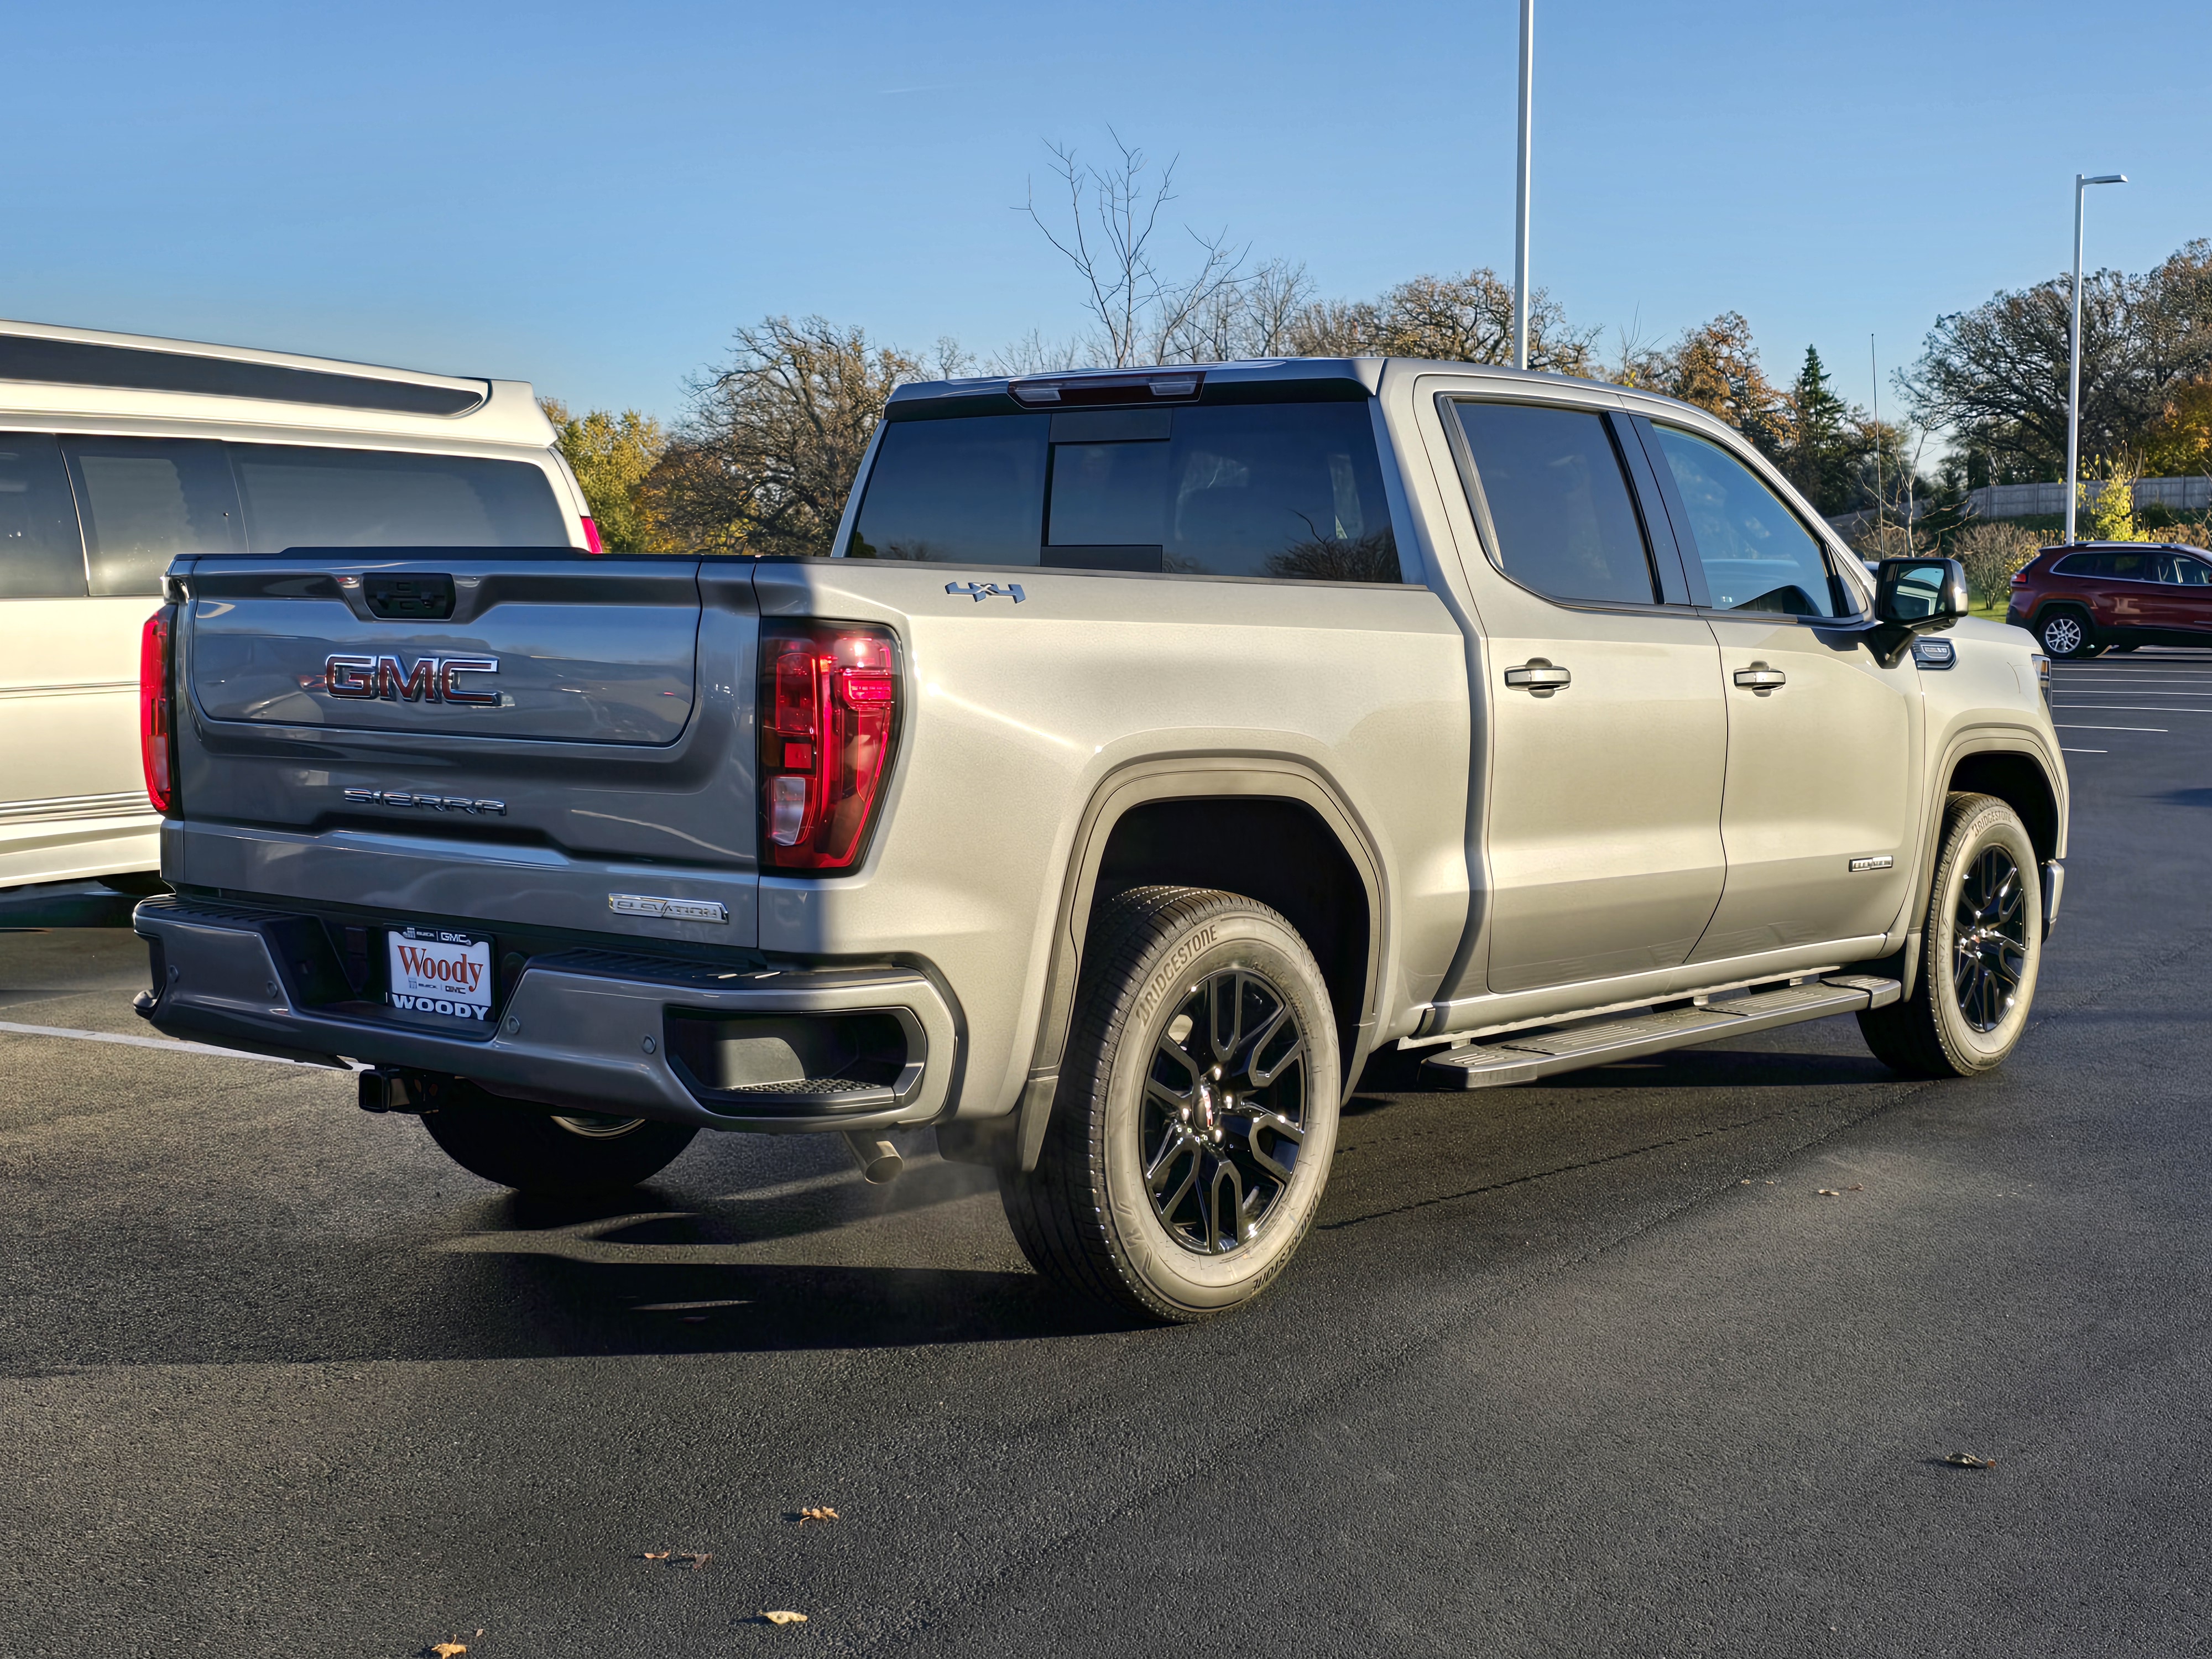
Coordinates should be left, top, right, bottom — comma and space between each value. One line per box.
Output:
2007, 540, 2212, 658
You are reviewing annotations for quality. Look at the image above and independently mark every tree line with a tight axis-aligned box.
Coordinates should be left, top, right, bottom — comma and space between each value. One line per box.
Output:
548, 136, 2212, 560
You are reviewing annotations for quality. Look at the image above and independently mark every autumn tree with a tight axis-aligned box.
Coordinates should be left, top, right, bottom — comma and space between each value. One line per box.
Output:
647, 316, 925, 557
1907, 239, 2212, 479
2141, 379, 2212, 477
541, 400, 671, 554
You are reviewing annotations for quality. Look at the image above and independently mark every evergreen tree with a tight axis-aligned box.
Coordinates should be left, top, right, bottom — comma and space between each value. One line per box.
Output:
1787, 346, 1856, 514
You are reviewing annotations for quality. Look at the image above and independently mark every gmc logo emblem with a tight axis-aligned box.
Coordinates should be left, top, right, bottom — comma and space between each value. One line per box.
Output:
324, 654, 499, 705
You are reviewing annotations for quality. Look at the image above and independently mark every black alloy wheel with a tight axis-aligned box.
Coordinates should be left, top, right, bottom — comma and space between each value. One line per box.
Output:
1142, 967, 1309, 1256
1952, 846, 2029, 1032
999, 885, 1342, 1322
1858, 792, 2042, 1078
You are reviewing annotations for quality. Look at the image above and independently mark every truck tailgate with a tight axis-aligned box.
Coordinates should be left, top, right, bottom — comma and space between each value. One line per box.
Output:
173, 552, 759, 892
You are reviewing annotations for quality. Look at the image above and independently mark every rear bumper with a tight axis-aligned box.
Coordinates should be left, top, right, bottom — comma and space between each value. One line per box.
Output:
130, 896, 958, 1133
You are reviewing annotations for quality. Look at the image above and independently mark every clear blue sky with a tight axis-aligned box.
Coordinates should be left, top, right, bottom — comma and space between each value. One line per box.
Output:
8, 1, 2205, 426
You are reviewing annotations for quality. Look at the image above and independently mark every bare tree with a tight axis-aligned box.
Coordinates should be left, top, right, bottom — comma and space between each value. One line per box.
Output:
648, 315, 922, 557
1025, 133, 1251, 368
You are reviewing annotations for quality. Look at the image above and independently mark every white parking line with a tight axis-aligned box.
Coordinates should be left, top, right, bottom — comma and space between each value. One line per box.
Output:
2061, 748, 2107, 754
0, 1019, 354, 1068
2049, 705, 2212, 714
2053, 723, 2168, 732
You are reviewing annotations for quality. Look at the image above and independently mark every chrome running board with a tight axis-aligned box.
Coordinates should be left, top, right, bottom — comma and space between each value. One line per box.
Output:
1420, 974, 1903, 1089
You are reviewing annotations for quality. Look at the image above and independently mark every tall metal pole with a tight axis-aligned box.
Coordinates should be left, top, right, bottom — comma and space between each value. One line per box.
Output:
1512, 0, 1533, 372
2067, 171, 2127, 546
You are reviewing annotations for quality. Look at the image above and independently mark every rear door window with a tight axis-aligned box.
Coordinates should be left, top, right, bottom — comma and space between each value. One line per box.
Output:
0, 433, 87, 599
848, 401, 1402, 582
228, 445, 567, 552
2105, 550, 2156, 583
61, 436, 243, 596
1451, 402, 1658, 604
1648, 426, 1849, 618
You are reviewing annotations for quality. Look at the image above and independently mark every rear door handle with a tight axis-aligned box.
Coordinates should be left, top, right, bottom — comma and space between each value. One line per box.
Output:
1733, 662, 1787, 693
1504, 660, 1572, 695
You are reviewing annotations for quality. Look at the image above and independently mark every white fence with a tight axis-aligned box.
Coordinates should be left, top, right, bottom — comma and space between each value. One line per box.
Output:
1969, 476, 2212, 519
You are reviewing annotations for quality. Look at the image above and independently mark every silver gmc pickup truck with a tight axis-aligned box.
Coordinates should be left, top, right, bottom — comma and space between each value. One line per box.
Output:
132, 358, 2067, 1321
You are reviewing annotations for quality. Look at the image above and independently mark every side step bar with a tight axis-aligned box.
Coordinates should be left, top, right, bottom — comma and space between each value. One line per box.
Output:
1421, 974, 1902, 1089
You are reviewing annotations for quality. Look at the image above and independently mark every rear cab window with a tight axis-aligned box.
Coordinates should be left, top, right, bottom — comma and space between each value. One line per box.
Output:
847, 399, 1403, 582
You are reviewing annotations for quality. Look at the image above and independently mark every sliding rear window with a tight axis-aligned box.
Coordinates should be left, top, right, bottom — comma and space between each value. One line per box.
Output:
847, 402, 1402, 582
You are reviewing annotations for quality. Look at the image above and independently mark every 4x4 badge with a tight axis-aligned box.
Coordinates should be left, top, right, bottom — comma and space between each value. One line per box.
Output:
945, 581, 1025, 603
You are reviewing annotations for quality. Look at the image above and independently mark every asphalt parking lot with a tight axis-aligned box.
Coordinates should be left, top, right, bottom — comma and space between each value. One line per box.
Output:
5, 649, 2209, 1658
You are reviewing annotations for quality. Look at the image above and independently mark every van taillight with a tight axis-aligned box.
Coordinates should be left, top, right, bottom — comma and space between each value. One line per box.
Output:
139, 607, 178, 816
758, 622, 898, 871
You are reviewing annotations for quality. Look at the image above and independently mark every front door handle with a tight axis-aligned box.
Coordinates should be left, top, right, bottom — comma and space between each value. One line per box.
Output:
1733, 662, 1787, 695
1504, 659, 1572, 696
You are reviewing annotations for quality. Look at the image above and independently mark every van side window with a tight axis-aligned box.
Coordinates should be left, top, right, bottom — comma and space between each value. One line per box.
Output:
1648, 426, 1848, 618
228, 445, 567, 552
61, 436, 242, 596
0, 434, 87, 599
1452, 403, 1657, 604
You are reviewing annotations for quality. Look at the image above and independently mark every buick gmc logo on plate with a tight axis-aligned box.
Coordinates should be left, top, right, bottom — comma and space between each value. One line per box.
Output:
387, 926, 493, 1021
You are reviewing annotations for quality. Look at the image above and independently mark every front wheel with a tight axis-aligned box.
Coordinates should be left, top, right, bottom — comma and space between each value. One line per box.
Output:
420, 1082, 698, 1196
1858, 793, 2042, 1078
999, 886, 1341, 1322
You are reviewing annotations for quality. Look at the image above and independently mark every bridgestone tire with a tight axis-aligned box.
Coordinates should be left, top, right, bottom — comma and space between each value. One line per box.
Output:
999, 886, 1341, 1323
420, 1083, 698, 1197
1858, 793, 2042, 1079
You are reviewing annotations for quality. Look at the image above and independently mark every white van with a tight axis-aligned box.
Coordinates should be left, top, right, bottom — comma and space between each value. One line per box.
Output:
0, 320, 594, 906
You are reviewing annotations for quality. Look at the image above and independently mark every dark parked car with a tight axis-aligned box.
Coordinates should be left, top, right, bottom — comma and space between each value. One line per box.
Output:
2007, 540, 2212, 658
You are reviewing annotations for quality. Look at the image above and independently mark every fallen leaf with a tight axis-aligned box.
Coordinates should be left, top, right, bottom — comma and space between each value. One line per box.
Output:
1944, 1453, 1997, 1469
797, 1507, 839, 1525
430, 1645, 467, 1658
1818, 1188, 1841, 1197
762, 1610, 808, 1625
1848, 1184, 1864, 1191
641, 1551, 671, 1561
1738, 1179, 1752, 1186
675, 1552, 713, 1570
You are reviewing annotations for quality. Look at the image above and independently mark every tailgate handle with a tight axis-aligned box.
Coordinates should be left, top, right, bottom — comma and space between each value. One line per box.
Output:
364, 573, 456, 620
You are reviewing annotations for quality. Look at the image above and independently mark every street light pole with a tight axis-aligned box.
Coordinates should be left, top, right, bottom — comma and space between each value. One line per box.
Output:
2065, 171, 2127, 546
1512, 0, 1533, 372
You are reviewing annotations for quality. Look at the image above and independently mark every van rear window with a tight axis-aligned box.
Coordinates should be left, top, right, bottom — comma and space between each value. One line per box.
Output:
231, 445, 566, 554
0, 433, 87, 599
847, 402, 1402, 582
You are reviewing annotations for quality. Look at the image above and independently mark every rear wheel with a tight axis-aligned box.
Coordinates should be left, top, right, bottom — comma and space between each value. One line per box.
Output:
420, 1082, 698, 1196
2036, 608, 2096, 659
1858, 793, 2042, 1078
999, 886, 1340, 1323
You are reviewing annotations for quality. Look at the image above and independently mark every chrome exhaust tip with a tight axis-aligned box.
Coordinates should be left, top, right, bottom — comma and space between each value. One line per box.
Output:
843, 1130, 904, 1185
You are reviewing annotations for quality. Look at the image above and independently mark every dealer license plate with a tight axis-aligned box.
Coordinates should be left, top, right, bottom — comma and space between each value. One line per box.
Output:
386, 926, 494, 1022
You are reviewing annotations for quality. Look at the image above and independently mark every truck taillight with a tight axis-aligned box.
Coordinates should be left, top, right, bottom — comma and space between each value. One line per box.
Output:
139, 606, 178, 816
580, 516, 603, 554
758, 621, 898, 871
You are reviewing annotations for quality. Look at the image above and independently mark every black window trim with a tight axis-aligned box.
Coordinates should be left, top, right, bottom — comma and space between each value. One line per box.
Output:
1632, 413, 1871, 627
1436, 390, 1688, 617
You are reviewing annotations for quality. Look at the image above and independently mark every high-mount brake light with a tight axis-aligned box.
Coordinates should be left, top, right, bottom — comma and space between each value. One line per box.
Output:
1008, 369, 1207, 408
758, 621, 899, 871
138, 607, 178, 815
579, 516, 604, 554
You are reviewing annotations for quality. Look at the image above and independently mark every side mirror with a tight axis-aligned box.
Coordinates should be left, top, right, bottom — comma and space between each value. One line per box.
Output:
1875, 557, 1968, 627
